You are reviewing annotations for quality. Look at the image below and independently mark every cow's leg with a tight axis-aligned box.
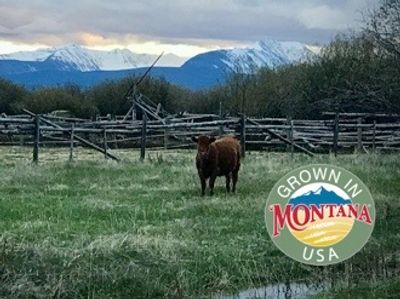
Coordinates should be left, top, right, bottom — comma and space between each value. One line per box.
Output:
199, 176, 206, 196
232, 160, 241, 193
232, 170, 239, 193
209, 172, 218, 196
225, 174, 231, 193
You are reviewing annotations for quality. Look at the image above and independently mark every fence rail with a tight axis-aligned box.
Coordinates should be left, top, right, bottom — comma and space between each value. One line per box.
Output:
1, 111, 399, 162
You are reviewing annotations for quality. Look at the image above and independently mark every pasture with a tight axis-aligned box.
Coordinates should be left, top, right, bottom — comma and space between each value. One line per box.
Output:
0, 146, 399, 298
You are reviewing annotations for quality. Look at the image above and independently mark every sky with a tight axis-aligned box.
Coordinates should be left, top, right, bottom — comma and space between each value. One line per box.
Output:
0, 0, 374, 57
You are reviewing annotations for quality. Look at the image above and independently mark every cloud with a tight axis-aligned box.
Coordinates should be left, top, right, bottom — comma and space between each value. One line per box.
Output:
299, 5, 352, 30
0, 0, 372, 52
0, 5, 34, 30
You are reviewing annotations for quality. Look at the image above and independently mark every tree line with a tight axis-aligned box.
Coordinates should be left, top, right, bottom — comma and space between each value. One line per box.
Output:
1, 0, 399, 119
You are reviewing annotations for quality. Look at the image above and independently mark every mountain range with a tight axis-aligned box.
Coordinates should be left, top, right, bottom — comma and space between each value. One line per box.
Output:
289, 187, 352, 207
0, 39, 319, 90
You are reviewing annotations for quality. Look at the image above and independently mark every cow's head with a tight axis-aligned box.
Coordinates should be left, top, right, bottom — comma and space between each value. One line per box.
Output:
191, 135, 216, 158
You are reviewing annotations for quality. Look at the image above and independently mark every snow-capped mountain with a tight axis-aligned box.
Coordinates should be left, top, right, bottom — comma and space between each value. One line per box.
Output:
289, 186, 352, 207
0, 48, 54, 62
182, 39, 318, 73
0, 44, 186, 71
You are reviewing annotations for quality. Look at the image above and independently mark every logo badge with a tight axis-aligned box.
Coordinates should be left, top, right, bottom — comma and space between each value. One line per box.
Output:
265, 164, 375, 266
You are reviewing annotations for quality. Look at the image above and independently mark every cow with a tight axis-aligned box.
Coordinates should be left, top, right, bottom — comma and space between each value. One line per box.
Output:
191, 135, 241, 196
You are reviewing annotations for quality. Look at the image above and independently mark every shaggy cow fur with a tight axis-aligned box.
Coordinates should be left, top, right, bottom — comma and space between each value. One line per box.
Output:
192, 135, 241, 196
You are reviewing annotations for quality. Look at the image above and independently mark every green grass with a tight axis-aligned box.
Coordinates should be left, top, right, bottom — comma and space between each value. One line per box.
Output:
314, 278, 400, 299
0, 146, 399, 298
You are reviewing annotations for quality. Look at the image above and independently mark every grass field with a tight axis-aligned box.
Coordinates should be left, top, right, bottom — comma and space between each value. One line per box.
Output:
0, 146, 399, 298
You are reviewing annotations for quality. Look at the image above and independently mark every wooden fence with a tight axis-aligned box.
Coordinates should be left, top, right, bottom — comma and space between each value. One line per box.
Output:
0, 110, 399, 162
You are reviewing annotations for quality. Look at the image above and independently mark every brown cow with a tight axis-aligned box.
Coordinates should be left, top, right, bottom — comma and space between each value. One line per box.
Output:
191, 135, 241, 196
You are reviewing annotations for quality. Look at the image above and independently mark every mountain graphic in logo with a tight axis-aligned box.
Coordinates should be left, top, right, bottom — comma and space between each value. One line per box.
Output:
289, 187, 352, 207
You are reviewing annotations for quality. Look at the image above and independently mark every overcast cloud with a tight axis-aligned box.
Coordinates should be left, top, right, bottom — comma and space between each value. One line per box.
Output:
0, 0, 373, 54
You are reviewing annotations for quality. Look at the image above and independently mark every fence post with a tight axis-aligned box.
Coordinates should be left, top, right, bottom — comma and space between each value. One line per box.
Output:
19, 135, 24, 146
287, 116, 294, 155
33, 115, 40, 163
140, 113, 147, 161
219, 101, 224, 136
372, 120, 376, 152
69, 123, 74, 161
333, 112, 339, 157
164, 119, 169, 150
290, 119, 294, 155
240, 114, 246, 158
103, 128, 108, 159
357, 117, 363, 152
131, 103, 135, 123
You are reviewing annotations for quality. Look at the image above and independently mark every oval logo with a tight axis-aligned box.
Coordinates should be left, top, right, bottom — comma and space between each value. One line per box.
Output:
265, 164, 375, 266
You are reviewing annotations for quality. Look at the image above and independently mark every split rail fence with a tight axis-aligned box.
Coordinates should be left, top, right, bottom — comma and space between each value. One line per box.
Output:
0, 110, 399, 162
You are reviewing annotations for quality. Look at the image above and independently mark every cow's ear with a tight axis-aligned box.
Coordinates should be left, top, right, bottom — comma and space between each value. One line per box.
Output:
209, 137, 216, 143
191, 136, 198, 143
